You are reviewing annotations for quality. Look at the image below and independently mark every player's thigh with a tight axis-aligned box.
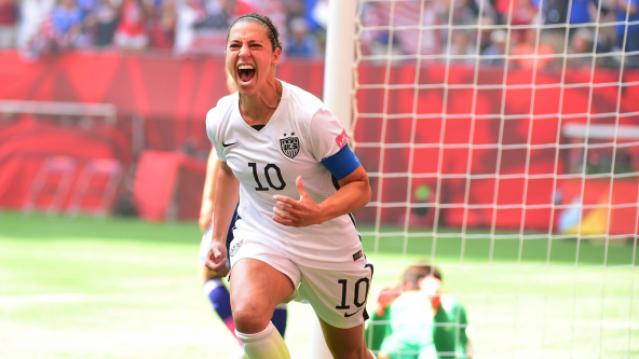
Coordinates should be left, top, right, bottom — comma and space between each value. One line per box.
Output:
299, 260, 373, 329
319, 320, 368, 358
229, 258, 295, 314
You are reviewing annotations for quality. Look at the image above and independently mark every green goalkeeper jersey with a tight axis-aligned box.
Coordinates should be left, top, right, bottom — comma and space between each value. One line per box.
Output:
432, 294, 469, 359
365, 292, 469, 359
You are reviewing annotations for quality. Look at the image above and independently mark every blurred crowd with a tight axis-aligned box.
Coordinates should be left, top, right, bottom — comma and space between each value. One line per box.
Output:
0, 0, 637, 67
0, 0, 326, 59
359, 0, 639, 68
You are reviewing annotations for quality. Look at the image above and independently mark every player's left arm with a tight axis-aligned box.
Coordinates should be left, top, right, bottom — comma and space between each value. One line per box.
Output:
273, 107, 371, 227
272, 165, 370, 227
321, 164, 371, 219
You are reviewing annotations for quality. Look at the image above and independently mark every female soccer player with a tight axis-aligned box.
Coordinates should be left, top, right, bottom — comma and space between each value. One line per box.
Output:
205, 13, 374, 359
366, 263, 472, 359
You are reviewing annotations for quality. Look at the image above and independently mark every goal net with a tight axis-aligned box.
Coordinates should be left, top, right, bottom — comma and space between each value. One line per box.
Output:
342, 0, 639, 357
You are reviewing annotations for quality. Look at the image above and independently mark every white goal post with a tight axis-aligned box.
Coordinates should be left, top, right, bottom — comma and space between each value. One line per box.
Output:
323, 0, 358, 129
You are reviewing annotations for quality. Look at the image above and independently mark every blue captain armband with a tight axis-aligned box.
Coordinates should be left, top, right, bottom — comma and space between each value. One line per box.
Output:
321, 145, 362, 180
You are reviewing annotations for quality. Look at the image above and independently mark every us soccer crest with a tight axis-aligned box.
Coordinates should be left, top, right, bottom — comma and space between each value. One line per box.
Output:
280, 132, 300, 159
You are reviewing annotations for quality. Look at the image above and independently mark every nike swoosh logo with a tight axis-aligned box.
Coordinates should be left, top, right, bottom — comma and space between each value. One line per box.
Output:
343, 308, 363, 318
222, 141, 237, 147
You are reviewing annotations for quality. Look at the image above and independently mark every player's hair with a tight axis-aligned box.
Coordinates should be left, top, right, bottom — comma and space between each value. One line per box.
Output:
402, 262, 442, 287
228, 13, 282, 51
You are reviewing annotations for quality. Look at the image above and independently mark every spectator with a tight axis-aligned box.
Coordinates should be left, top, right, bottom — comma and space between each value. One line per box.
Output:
494, 0, 537, 44
285, 16, 318, 58
17, 0, 56, 50
114, 0, 149, 51
366, 262, 472, 359
196, 0, 232, 30
481, 29, 508, 66
76, 0, 97, 18
535, 0, 568, 25
511, 27, 557, 70
282, 0, 305, 28
0, 0, 18, 49
148, 0, 176, 50
588, 1, 617, 65
174, 0, 206, 54
358, 1, 397, 56
567, 0, 598, 28
47, 0, 86, 52
359, 0, 445, 59
92, 0, 119, 48
615, 0, 639, 67
450, 0, 480, 25
447, 30, 476, 65
309, 0, 327, 30
568, 27, 596, 67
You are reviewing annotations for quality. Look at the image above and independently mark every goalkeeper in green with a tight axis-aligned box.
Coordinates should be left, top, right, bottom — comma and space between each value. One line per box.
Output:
365, 263, 472, 359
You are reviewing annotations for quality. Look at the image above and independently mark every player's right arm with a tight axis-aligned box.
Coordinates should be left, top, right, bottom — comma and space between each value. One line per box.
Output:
205, 160, 239, 277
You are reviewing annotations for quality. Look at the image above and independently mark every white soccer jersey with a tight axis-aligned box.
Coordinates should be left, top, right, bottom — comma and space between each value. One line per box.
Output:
205, 81, 363, 269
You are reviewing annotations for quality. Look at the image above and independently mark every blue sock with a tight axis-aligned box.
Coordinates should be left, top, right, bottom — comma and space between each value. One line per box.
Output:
203, 279, 235, 332
272, 305, 288, 337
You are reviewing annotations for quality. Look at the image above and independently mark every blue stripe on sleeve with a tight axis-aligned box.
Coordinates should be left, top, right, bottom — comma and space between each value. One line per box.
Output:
321, 145, 361, 180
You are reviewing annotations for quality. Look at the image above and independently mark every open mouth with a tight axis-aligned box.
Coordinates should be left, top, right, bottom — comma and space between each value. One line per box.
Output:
237, 65, 256, 83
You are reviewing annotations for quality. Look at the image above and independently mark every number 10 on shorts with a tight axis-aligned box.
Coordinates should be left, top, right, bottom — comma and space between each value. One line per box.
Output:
336, 277, 370, 317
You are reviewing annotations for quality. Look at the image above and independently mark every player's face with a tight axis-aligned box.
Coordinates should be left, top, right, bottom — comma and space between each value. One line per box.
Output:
226, 21, 281, 95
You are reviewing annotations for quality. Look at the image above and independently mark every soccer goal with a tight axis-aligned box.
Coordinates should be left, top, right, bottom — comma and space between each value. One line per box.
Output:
324, 1, 639, 357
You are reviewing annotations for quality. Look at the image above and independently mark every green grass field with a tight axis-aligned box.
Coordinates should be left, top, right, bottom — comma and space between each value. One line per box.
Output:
1, 211, 637, 358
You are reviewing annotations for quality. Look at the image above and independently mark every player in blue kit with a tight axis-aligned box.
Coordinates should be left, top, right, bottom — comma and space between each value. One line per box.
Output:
205, 13, 375, 359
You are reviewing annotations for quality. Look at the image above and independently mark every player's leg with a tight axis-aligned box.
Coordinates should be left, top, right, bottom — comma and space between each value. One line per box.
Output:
202, 266, 288, 337
271, 303, 288, 336
319, 320, 374, 359
199, 226, 237, 334
230, 258, 296, 358
298, 258, 375, 358
200, 214, 288, 337
202, 267, 235, 333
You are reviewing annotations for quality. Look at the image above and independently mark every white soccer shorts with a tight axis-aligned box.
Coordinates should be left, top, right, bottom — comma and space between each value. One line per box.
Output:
228, 235, 373, 329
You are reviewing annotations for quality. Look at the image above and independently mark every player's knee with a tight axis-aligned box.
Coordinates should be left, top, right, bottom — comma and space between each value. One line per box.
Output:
232, 302, 271, 333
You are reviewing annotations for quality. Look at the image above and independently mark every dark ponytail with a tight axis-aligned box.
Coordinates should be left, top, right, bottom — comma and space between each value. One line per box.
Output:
228, 13, 282, 51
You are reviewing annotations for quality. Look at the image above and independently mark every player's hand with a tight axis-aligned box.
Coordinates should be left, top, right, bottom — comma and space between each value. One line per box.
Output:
205, 240, 229, 278
272, 176, 322, 227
